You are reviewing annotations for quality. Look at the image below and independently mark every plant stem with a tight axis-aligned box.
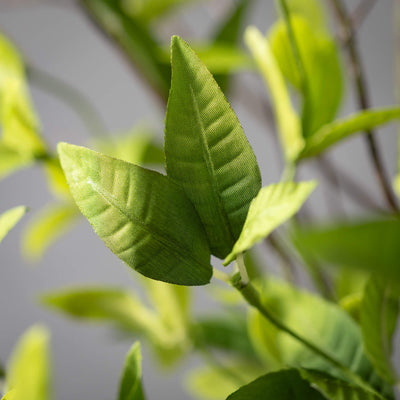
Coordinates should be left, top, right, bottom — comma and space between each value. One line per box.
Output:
26, 64, 108, 137
329, 0, 399, 212
231, 273, 377, 394
235, 253, 249, 286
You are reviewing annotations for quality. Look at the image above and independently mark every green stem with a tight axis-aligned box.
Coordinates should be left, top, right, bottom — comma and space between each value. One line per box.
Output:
26, 64, 108, 137
231, 273, 376, 393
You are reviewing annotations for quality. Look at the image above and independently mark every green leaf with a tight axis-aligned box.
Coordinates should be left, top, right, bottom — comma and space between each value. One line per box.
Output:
165, 35, 261, 259
1, 390, 16, 400
300, 107, 400, 159
224, 181, 316, 265
0, 143, 33, 179
293, 218, 400, 281
43, 157, 71, 198
187, 361, 265, 400
118, 342, 145, 400
81, 0, 170, 101
361, 276, 399, 383
0, 206, 27, 243
22, 203, 78, 260
247, 278, 389, 394
300, 369, 386, 400
226, 369, 325, 400
42, 286, 160, 334
0, 33, 45, 159
91, 128, 164, 166
244, 27, 304, 162
269, 16, 343, 136
58, 143, 212, 285
7, 325, 50, 400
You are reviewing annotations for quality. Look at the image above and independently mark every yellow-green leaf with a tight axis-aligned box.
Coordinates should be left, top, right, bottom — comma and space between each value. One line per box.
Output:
224, 181, 316, 265
245, 26, 304, 162
0, 206, 27, 243
165, 36, 261, 259
58, 143, 212, 285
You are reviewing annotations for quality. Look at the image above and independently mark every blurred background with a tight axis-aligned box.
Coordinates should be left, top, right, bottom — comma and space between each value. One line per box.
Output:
0, 0, 398, 399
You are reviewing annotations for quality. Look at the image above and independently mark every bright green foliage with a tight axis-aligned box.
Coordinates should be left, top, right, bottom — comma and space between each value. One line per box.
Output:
269, 16, 342, 136
361, 276, 399, 384
300, 369, 386, 400
300, 107, 400, 159
247, 278, 387, 392
0, 206, 27, 243
43, 157, 71, 199
58, 143, 212, 285
1, 390, 16, 400
0, 33, 45, 178
6, 325, 50, 400
226, 369, 325, 400
118, 342, 145, 400
245, 26, 303, 162
22, 204, 78, 260
224, 181, 316, 265
165, 36, 261, 259
293, 218, 400, 280
81, 0, 171, 101
187, 361, 265, 400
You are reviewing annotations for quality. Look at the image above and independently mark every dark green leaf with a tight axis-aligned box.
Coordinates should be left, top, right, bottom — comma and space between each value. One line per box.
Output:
226, 369, 325, 400
224, 181, 316, 265
293, 218, 400, 281
81, 0, 170, 101
165, 36, 261, 259
300, 107, 400, 159
245, 27, 303, 162
58, 143, 212, 285
361, 276, 399, 383
0, 206, 27, 243
300, 369, 386, 400
118, 342, 145, 400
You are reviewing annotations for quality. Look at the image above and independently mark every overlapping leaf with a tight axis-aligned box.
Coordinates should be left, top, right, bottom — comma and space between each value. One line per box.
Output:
224, 181, 316, 264
245, 27, 303, 162
118, 342, 145, 400
226, 369, 325, 400
0, 206, 27, 243
361, 276, 399, 383
58, 143, 212, 285
165, 36, 261, 259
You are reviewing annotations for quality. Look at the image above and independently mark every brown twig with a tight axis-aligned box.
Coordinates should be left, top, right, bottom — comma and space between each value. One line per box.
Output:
329, 0, 399, 212
351, 0, 378, 29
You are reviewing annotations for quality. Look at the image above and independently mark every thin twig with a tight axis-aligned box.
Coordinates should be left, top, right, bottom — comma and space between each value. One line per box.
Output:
26, 64, 108, 137
351, 0, 378, 29
329, 0, 399, 212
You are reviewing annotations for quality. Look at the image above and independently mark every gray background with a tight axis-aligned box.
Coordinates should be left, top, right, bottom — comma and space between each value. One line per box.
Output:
0, 1, 398, 399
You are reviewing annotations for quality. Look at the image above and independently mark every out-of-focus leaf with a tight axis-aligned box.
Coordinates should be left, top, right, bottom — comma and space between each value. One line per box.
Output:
42, 287, 160, 334
58, 143, 212, 285
299, 107, 400, 159
0, 206, 27, 243
187, 361, 265, 400
247, 278, 389, 394
122, 0, 200, 22
165, 36, 261, 259
6, 325, 50, 400
1, 390, 15, 400
300, 369, 386, 400
43, 157, 70, 198
92, 128, 164, 166
22, 203, 79, 261
118, 342, 145, 400
0, 143, 33, 179
339, 292, 363, 322
191, 314, 259, 361
245, 26, 303, 162
224, 181, 315, 265
81, 0, 170, 101
293, 218, 400, 281
226, 369, 325, 400
283, 0, 328, 33
269, 16, 342, 136
361, 276, 399, 383
212, 0, 253, 92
